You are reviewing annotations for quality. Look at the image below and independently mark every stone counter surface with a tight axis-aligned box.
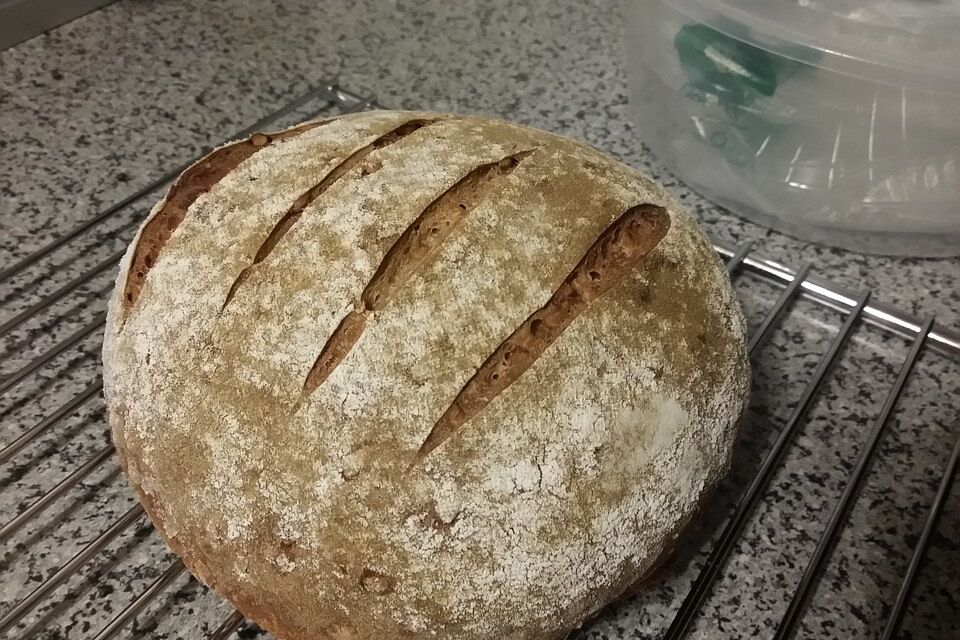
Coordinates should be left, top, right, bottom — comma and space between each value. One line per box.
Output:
0, 1, 957, 639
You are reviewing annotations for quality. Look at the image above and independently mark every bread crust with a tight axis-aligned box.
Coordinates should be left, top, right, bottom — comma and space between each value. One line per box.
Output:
102, 110, 750, 640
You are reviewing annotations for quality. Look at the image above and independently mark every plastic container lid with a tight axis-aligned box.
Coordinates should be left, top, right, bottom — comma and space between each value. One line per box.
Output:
667, 0, 960, 91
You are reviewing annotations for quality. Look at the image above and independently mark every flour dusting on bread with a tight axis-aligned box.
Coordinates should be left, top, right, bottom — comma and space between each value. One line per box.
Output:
103, 110, 749, 640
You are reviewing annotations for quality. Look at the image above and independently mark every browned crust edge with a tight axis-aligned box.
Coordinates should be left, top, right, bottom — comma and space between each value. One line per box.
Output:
414, 203, 671, 465
299, 148, 536, 401
221, 117, 446, 311
119, 119, 332, 324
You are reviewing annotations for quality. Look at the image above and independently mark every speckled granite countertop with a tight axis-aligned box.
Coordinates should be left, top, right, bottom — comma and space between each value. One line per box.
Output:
0, 1, 958, 639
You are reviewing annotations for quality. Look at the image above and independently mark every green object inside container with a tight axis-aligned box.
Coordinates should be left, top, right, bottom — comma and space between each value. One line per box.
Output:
674, 23, 796, 108
673, 23, 815, 168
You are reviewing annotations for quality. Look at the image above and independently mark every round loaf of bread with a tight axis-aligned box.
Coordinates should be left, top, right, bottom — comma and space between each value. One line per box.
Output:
102, 110, 749, 640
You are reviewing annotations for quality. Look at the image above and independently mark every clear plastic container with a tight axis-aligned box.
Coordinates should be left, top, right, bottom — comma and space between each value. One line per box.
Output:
623, 0, 960, 256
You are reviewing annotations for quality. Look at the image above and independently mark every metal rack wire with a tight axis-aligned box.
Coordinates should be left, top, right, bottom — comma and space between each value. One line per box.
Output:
1, 82, 958, 640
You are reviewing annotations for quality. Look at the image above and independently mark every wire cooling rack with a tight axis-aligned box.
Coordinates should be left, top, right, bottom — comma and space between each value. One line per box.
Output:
1, 82, 958, 640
